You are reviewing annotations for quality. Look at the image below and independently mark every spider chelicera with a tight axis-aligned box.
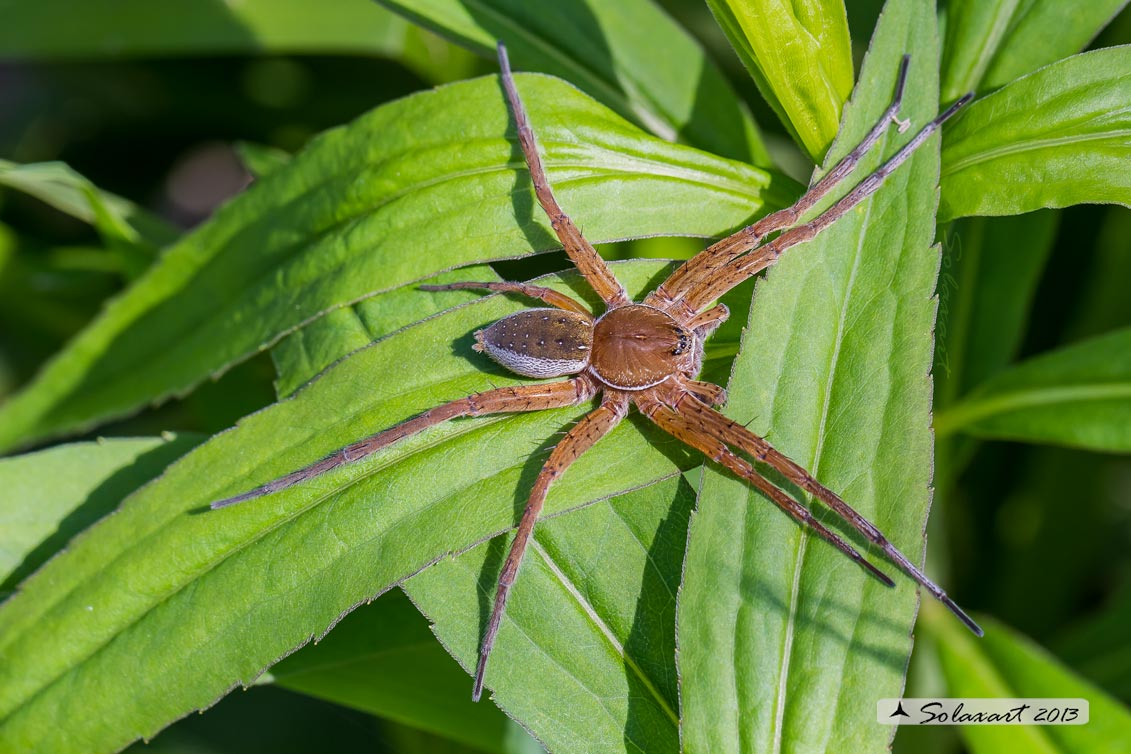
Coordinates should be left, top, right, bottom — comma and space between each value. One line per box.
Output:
212, 42, 982, 701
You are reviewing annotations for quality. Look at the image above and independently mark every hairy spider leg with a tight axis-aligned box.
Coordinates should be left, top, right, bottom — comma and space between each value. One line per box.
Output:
686, 303, 730, 336
682, 379, 728, 407
210, 378, 596, 509
496, 42, 631, 309
418, 281, 592, 317
677, 92, 974, 315
634, 391, 895, 587
647, 54, 913, 314
670, 387, 983, 635
473, 392, 631, 701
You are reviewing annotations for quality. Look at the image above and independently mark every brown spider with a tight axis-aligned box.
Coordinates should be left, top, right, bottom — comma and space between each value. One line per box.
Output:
212, 42, 981, 701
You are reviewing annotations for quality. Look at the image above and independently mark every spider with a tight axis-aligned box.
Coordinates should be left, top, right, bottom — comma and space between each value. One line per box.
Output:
212, 42, 981, 702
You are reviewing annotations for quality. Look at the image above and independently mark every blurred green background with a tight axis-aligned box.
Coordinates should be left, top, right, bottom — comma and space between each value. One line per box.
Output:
1, 1, 1128, 752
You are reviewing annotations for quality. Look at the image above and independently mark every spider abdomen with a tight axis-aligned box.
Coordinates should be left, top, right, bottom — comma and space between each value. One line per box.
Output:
590, 305, 696, 389
474, 308, 594, 378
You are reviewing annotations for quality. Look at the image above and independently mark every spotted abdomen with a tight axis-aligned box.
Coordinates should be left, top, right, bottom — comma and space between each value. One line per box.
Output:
474, 308, 594, 378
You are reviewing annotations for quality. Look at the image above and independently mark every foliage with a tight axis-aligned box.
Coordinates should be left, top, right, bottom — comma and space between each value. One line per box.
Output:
0, 1, 1129, 753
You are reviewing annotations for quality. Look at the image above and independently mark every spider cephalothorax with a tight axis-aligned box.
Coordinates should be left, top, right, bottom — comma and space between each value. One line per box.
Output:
212, 42, 981, 702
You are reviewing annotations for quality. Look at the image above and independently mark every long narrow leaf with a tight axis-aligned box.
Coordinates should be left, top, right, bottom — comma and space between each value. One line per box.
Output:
934, 327, 1131, 452
981, 0, 1129, 93
705, 0, 854, 161
0, 160, 178, 253
679, 1, 945, 750
377, 0, 770, 163
406, 474, 695, 754
933, 211, 1059, 475
926, 605, 1131, 754
0, 262, 699, 753
271, 265, 501, 398
0, 74, 794, 453
935, 212, 1059, 405
940, 1, 1128, 101
940, 46, 1131, 221
0, 0, 474, 80
0, 435, 199, 589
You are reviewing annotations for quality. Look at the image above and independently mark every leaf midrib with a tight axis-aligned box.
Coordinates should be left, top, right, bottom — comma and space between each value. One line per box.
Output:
933, 381, 1131, 435
770, 179, 877, 754
531, 539, 679, 727
942, 127, 1131, 176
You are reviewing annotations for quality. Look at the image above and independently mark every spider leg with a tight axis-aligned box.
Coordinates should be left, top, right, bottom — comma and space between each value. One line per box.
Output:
687, 303, 729, 337
496, 42, 631, 309
677, 92, 974, 315
634, 392, 894, 587
473, 391, 630, 701
646, 55, 913, 314
682, 379, 727, 407
210, 377, 597, 509
672, 389, 983, 636
418, 281, 592, 317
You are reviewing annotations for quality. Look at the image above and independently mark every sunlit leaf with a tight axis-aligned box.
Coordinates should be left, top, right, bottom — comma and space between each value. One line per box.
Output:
940, 47, 1131, 221
0, 262, 702, 754
0, 74, 794, 453
271, 265, 501, 398
680, 1, 947, 750
981, 1, 1129, 90
940, 0, 1024, 101
407, 474, 694, 754
705, 0, 854, 160
0, 435, 200, 590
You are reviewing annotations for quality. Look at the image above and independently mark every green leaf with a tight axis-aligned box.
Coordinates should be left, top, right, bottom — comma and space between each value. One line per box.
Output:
0, 261, 701, 754
377, 0, 770, 164
406, 474, 695, 754
933, 211, 1058, 475
268, 589, 527, 753
940, 0, 1024, 101
0, 73, 795, 453
0, 160, 178, 255
0, 0, 476, 84
0, 435, 201, 590
926, 605, 1131, 754
934, 327, 1131, 452
941, 0, 1131, 98
939, 47, 1131, 221
705, 0, 854, 160
988, 1, 1131, 89
679, 1, 945, 751
271, 265, 501, 399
